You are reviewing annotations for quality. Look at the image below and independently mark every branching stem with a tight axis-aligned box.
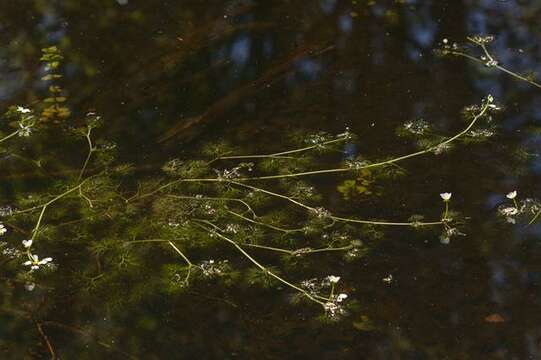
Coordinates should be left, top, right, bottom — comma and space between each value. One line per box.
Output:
194, 222, 328, 306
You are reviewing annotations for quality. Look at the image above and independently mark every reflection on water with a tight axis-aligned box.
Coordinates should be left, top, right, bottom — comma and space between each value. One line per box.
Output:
1, 0, 541, 358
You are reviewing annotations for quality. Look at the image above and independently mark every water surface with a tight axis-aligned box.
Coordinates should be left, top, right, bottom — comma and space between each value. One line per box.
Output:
1, 1, 541, 359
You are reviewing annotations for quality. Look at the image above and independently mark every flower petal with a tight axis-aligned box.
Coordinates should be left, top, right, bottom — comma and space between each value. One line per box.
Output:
506, 191, 517, 199
440, 192, 452, 201
39, 257, 53, 264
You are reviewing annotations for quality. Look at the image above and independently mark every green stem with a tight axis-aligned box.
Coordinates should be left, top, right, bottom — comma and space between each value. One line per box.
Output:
167, 241, 194, 267
529, 210, 541, 225
229, 181, 442, 227
0, 130, 20, 144
77, 127, 94, 181
226, 209, 304, 233
166, 194, 258, 218
131, 101, 489, 202
443, 202, 449, 221
450, 38, 541, 90
29, 183, 87, 240
512, 198, 518, 209
234, 101, 490, 181
14, 180, 91, 216
241, 242, 354, 256
217, 136, 349, 161
194, 222, 327, 306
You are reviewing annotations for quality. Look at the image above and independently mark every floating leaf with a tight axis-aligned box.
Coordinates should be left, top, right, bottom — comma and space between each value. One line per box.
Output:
353, 315, 376, 331
484, 313, 505, 323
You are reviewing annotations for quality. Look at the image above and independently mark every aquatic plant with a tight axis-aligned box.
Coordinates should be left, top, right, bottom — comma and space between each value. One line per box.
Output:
0, 45, 516, 358
0, 90, 497, 321
437, 35, 541, 90
40, 46, 71, 122
438, 35, 541, 225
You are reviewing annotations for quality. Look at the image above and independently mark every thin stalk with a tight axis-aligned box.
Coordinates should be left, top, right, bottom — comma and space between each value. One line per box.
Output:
14, 180, 90, 216
443, 201, 449, 221
242, 243, 293, 255
494, 64, 541, 90
124, 238, 195, 266
167, 241, 194, 267
218, 136, 349, 160
194, 222, 327, 305
235, 101, 490, 181
35, 321, 56, 360
124, 239, 172, 244
131, 178, 219, 202
126, 238, 196, 283
229, 180, 442, 227
79, 187, 94, 208
30, 184, 85, 240
529, 210, 541, 225
166, 194, 258, 218
449, 37, 541, 90
77, 127, 95, 181
226, 209, 304, 233
0, 130, 20, 144
242, 242, 354, 256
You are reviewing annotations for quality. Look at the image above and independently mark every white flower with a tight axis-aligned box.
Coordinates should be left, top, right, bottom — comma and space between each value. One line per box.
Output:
39, 257, 53, 264
324, 301, 338, 313
25, 283, 36, 291
22, 239, 33, 248
0, 224, 6, 236
327, 275, 340, 283
323, 299, 347, 319
440, 192, 452, 201
442, 38, 448, 44
16, 106, 31, 114
499, 207, 518, 216
23, 255, 53, 270
18, 124, 32, 137
199, 259, 227, 277
506, 191, 517, 200
336, 293, 348, 302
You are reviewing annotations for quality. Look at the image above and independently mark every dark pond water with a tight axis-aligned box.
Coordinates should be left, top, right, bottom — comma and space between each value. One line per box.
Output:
1, 0, 541, 359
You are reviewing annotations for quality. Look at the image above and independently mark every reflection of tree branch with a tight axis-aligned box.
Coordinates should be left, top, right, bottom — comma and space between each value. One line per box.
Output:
41, 321, 139, 360
1, 306, 137, 359
158, 43, 335, 143
35, 321, 56, 359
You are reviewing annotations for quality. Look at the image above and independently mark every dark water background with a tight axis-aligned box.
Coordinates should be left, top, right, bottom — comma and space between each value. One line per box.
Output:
1, 0, 541, 359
